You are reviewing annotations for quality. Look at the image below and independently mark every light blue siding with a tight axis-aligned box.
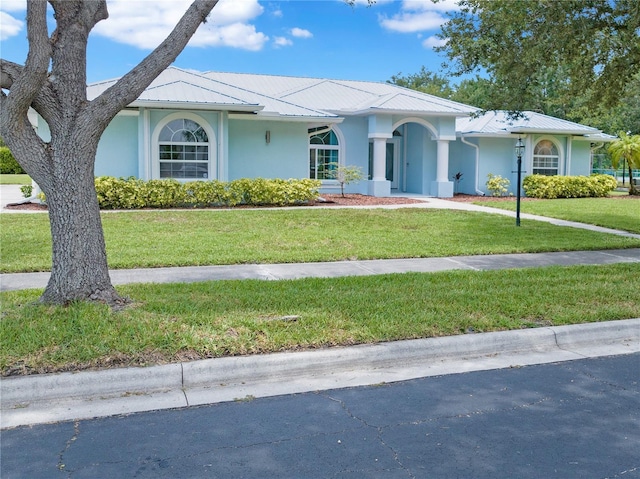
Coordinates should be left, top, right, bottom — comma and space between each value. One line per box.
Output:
476, 138, 517, 196
95, 115, 138, 177
570, 141, 593, 176
228, 120, 308, 179
334, 117, 369, 194
449, 139, 478, 195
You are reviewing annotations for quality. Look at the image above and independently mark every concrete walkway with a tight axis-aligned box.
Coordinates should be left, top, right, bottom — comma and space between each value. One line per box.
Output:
2, 248, 640, 292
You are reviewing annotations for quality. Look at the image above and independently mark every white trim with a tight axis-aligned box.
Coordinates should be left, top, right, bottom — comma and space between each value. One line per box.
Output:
150, 112, 217, 180
392, 117, 438, 139
531, 136, 564, 176
140, 109, 151, 180
116, 109, 140, 117
229, 113, 343, 123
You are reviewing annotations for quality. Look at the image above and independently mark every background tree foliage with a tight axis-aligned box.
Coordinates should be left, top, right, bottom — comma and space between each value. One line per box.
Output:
389, 1, 640, 137
436, 0, 640, 111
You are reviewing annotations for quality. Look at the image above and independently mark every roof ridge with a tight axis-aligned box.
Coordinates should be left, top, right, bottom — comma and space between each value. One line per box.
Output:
171, 68, 336, 117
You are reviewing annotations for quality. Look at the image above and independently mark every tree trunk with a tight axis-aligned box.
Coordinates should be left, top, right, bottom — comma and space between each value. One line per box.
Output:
629, 164, 639, 196
39, 145, 126, 306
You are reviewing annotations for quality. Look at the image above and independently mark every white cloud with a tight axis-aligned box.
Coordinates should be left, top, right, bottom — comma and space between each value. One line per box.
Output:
195, 22, 268, 51
379, 0, 459, 34
92, 0, 268, 50
380, 11, 446, 32
290, 27, 312, 39
0, 11, 23, 40
401, 0, 459, 13
422, 35, 447, 48
273, 36, 293, 47
0, 0, 26, 13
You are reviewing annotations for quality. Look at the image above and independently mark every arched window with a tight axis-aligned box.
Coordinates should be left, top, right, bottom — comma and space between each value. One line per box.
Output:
159, 119, 209, 179
533, 139, 559, 176
309, 128, 339, 180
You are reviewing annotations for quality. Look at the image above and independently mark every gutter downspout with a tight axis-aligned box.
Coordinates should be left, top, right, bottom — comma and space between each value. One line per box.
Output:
460, 135, 485, 195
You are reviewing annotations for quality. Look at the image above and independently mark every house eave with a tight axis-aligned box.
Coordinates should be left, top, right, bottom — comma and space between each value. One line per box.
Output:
130, 100, 263, 113
328, 108, 474, 118
229, 112, 343, 123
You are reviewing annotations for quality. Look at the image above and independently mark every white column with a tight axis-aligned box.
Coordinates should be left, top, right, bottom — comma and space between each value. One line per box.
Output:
372, 137, 387, 181
430, 138, 454, 198
436, 139, 449, 182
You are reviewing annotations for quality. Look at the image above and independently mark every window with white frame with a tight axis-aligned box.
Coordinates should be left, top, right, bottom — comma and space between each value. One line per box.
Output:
309, 128, 339, 180
159, 119, 209, 179
532, 139, 559, 176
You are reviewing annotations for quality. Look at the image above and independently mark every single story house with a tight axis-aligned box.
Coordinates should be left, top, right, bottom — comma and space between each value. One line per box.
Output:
37, 66, 613, 197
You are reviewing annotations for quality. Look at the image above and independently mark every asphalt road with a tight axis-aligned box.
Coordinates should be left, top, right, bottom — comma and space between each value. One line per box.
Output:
2, 353, 638, 479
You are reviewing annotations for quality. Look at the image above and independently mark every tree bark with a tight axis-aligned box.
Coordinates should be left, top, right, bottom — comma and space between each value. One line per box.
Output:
40, 144, 122, 305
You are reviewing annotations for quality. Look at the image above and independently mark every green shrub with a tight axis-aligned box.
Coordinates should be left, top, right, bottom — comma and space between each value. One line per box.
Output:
183, 180, 234, 207
0, 147, 25, 174
486, 173, 511, 196
20, 185, 33, 198
523, 174, 617, 199
94, 176, 321, 209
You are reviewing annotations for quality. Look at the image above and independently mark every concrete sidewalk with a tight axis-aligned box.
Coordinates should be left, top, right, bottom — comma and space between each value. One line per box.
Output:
2, 248, 640, 292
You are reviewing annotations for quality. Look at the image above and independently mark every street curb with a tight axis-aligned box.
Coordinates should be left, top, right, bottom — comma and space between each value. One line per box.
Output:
2, 318, 639, 429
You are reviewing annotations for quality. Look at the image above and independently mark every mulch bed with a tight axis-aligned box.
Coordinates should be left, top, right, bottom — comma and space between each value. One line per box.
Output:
5, 193, 636, 211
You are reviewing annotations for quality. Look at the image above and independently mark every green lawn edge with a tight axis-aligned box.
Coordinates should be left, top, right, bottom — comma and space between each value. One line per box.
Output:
474, 197, 640, 234
2, 208, 639, 273
2, 263, 639, 376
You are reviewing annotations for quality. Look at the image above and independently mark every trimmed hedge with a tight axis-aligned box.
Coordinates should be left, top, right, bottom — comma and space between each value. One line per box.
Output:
94, 176, 321, 210
523, 174, 617, 199
0, 147, 25, 174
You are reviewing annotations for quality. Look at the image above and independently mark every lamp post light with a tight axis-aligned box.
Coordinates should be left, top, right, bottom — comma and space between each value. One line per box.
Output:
515, 137, 525, 226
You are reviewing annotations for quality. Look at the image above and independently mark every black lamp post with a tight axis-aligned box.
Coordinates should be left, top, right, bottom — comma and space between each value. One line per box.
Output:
515, 137, 525, 226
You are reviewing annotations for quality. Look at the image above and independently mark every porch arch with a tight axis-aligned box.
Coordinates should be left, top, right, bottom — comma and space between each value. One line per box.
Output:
392, 117, 438, 139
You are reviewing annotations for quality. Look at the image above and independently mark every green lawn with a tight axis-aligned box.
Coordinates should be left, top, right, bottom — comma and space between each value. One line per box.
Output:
0, 174, 31, 185
2, 208, 639, 273
2, 263, 638, 376
475, 197, 640, 234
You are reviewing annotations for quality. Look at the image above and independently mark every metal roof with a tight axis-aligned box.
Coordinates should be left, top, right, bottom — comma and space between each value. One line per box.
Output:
457, 110, 603, 137
205, 71, 477, 116
87, 68, 339, 120
90, 66, 477, 120
88, 69, 607, 137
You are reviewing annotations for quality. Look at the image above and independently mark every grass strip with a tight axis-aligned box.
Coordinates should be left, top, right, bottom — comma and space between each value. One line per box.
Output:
2, 263, 639, 376
2, 208, 639, 273
0, 174, 31, 185
475, 197, 640, 234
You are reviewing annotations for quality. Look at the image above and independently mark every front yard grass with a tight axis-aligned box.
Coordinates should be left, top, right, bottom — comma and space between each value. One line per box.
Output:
2, 263, 639, 376
475, 197, 640, 234
2, 208, 639, 273
0, 174, 31, 185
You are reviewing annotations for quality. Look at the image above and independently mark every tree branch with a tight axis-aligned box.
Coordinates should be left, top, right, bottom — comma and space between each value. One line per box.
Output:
86, 0, 218, 127
2, 1, 50, 118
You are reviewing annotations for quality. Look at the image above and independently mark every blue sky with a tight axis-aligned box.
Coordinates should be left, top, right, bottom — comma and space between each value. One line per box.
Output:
1, 0, 460, 84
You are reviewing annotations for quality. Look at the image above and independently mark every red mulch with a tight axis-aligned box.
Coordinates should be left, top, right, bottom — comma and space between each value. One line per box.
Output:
5, 193, 636, 211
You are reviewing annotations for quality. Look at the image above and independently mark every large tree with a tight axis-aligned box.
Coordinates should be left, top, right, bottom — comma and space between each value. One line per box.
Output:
437, 0, 640, 111
0, 0, 218, 306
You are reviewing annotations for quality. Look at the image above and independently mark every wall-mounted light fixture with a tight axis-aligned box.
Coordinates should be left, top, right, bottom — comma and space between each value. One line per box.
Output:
265, 130, 271, 144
